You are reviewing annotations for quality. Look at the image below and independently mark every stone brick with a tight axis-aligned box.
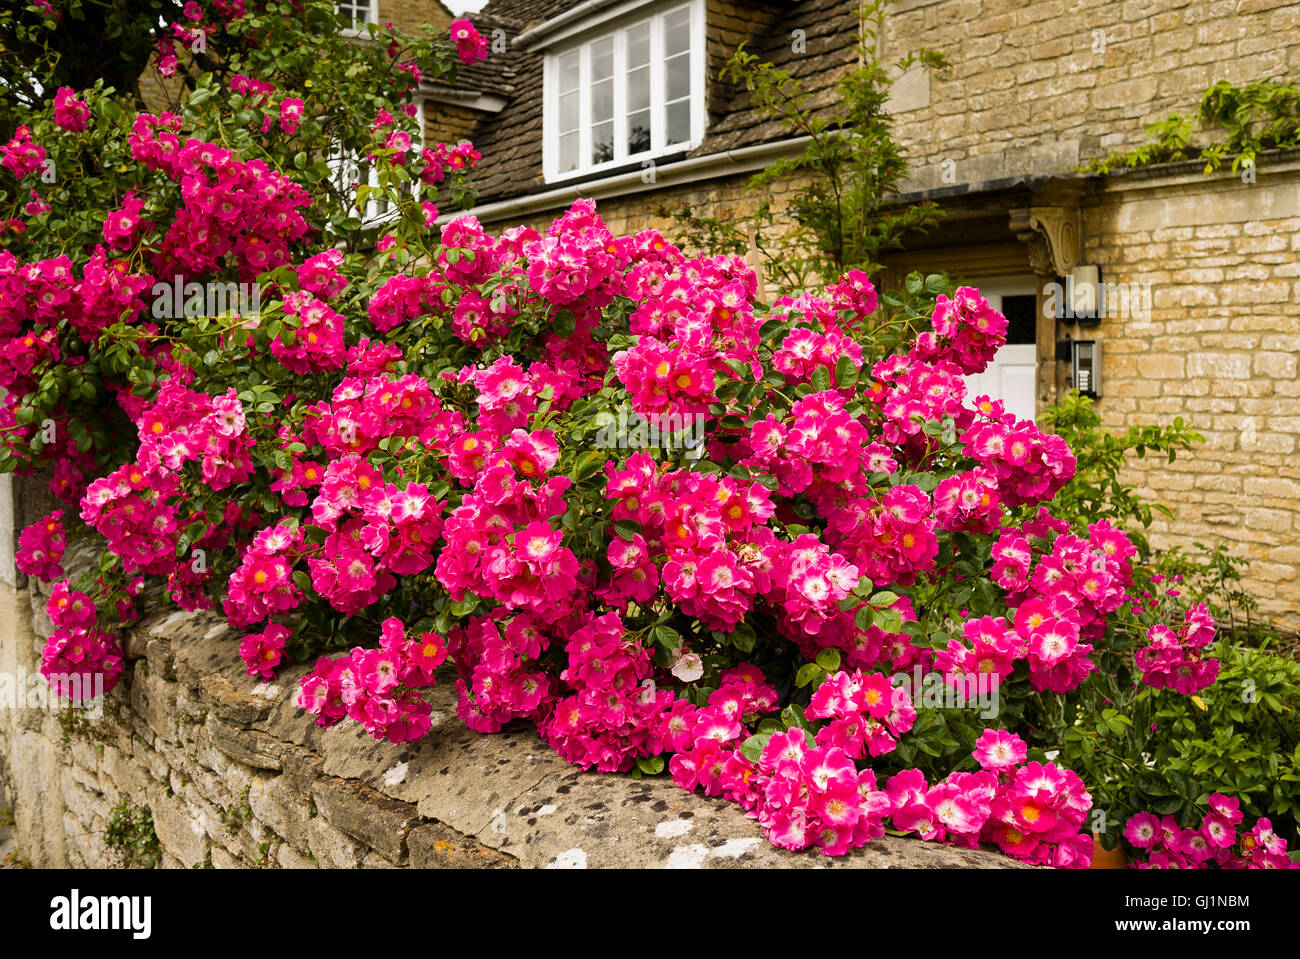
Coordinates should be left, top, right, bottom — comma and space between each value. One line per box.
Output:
407, 820, 518, 869
307, 816, 366, 869
248, 775, 312, 851
150, 792, 210, 869
1253, 352, 1298, 379
273, 843, 315, 869
311, 776, 417, 863
205, 715, 284, 771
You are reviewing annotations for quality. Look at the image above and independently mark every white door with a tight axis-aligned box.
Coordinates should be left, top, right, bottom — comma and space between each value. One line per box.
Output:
960, 276, 1039, 424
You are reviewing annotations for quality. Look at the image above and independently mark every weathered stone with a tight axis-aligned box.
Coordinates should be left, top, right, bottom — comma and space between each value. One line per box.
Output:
408, 820, 518, 869
248, 775, 312, 851
131, 669, 180, 744
210, 843, 245, 869
311, 776, 417, 863
273, 843, 316, 869
307, 816, 366, 869
206, 715, 284, 771
149, 791, 209, 869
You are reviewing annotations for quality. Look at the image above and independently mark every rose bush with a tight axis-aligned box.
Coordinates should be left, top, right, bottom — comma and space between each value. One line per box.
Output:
3, 1, 1295, 869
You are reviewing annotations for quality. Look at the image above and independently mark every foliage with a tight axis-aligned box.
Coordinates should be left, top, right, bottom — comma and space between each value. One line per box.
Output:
1080, 77, 1300, 176
0, 0, 478, 484
662, 0, 946, 289
104, 800, 161, 868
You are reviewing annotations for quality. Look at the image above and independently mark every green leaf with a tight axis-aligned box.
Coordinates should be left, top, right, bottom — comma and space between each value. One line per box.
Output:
636, 756, 665, 776
740, 733, 772, 763
651, 625, 680, 650
834, 355, 859, 389
815, 647, 841, 672
795, 662, 823, 688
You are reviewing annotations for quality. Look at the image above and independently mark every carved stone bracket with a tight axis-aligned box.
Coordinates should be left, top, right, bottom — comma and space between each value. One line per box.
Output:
1009, 205, 1082, 277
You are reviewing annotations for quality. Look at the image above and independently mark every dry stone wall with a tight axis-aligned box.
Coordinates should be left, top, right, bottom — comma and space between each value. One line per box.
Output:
0, 539, 1025, 870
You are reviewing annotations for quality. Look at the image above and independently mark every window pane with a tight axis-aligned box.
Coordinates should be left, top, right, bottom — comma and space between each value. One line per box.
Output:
665, 99, 690, 145
1001, 295, 1037, 345
591, 36, 613, 81
666, 52, 690, 102
664, 8, 690, 56
558, 90, 578, 132
559, 131, 579, 172
628, 109, 651, 154
628, 64, 649, 112
558, 50, 580, 94
592, 121, 613, 164
592, 78, 613, 122
627, 22, 650, 68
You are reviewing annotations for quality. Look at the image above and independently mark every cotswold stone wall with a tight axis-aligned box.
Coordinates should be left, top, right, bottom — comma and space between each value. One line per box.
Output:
0, 538, 1023, 870
882, 0, 1300, 191
1081, 159, 1300, 629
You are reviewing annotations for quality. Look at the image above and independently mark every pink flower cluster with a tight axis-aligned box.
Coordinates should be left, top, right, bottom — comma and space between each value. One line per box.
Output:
962, 409, 1076, 507
128, 113, 311, 281
303, 370, 460, 459
1135, 602, 1220, 694
912, 286, 1008, 374
990, 515, 1143, 693
1125, 795, 1297, 869
134, 382, 255, 489
615, 251, 758, 419
771, 327, 863, 388
271, 290, 347, 373
1, 126, 46, 179
41, 580, 124, 699
225, 520, 305, 628
446, 611, 554, 733
53, 87, 92, 132
436, 433, 578, 619
449, 19, 488, 64
419, 141, 480, 186
806, 669, 916, 758
80, 462, 183, 576
743, 391, 870, 496
240, 622, 289, 681
540, 611, 676, 772
749, 728, 890, 855
868, 354, 969, 456
304, 457, 447, 616
0, 249, 153, 350
298, 617, 447, 743
887, 731, 1094, 867
821, 483, 938, 588
16, 509, 67, 582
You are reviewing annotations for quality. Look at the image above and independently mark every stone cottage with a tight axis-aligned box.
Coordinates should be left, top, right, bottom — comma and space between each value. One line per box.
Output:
416, 0, 1300, 628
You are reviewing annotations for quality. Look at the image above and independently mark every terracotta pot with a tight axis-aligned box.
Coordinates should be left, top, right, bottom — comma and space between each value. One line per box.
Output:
1090, 834, 1129, 869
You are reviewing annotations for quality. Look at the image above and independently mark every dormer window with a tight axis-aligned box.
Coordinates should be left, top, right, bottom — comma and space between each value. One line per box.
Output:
542, 0, 705, 183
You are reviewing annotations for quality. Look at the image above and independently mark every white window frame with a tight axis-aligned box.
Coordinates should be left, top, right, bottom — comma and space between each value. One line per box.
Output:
337, 0, 378, 36
542, 0, 706, 184
326, 98, 425, 229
